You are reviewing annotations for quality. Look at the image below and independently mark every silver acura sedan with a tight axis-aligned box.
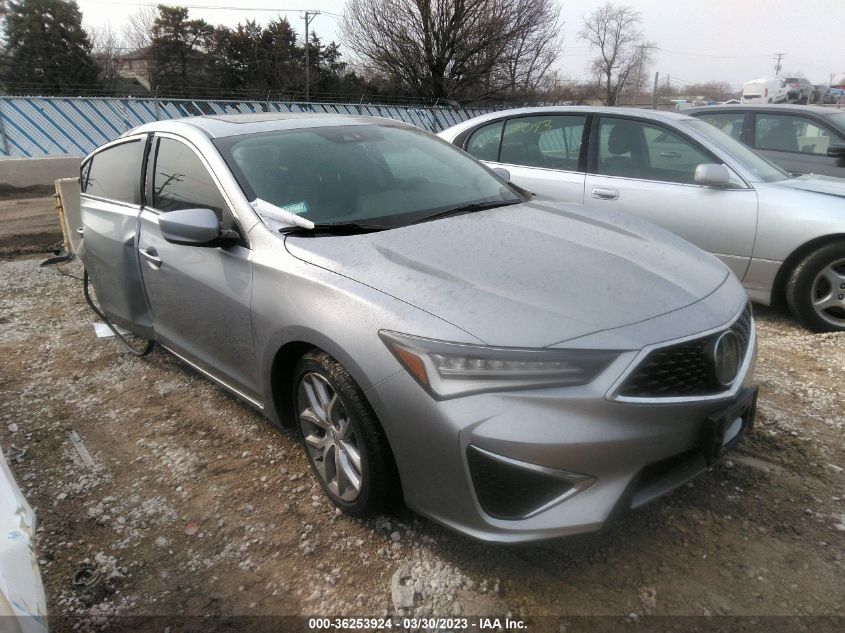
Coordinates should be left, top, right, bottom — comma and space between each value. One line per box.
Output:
439, 107, 845, 332
79, 114, 757, 542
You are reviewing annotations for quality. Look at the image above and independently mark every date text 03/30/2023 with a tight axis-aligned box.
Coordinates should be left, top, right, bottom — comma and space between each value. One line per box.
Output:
307, 617, 528, 630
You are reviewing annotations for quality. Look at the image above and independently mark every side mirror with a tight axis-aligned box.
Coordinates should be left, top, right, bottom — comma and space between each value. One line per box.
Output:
159, 208, 235, 247
492, 167, 511, 182
827, 143, 845, 158
694, 163, 732, 187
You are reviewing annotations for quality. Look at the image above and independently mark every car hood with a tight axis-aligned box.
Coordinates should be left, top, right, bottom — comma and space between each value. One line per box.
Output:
774, 174, 845, 198
284, 201, 729, 348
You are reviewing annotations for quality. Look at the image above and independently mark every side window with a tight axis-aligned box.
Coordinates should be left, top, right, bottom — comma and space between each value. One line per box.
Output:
597, 118, 713, 184
152, 138, 227, 218
500, 116, 586, 170
755, 114, 843, 155
82, 139, 144, 204
695, 112, 745, 141
465, 121, 504, 162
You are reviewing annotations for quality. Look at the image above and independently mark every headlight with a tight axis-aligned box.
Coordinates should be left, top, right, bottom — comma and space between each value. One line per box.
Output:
379, 330, 620, 399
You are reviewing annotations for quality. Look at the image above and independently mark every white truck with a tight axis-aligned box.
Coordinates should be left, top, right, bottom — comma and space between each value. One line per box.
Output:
741, 77, 788, 104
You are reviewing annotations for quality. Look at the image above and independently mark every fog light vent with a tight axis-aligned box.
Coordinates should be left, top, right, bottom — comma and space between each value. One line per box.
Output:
466, 445, 593, 520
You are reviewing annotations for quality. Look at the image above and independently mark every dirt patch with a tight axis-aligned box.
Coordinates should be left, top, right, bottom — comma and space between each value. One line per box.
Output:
1, 257, 843, 632
0, 183, 57, 199
0, 195, 64, 258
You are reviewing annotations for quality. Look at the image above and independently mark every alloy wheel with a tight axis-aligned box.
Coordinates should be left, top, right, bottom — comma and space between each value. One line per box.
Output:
810, 257, 845, 328
297, 372, 363, 502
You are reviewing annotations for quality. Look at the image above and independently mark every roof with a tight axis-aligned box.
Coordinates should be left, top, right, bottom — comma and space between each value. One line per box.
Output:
455, 105, 689, 127
129, 112, 409, 139
684, 104, 844, 118
435, 105, 695, 139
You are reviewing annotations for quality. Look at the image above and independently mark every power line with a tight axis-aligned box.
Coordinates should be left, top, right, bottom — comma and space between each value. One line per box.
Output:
657, 48, 775, 60
84, 1, 342, 17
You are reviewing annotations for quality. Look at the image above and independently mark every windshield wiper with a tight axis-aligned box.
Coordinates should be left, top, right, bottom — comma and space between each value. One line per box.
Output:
279, 221, 392, 236
412, 199, 521, 225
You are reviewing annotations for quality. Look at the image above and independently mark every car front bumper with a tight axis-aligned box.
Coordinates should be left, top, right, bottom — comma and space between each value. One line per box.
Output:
365, 315, 758, 543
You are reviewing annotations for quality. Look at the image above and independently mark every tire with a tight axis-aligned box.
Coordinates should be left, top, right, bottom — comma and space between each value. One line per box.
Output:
785, 242, 845, 332
292, 349, 397, 517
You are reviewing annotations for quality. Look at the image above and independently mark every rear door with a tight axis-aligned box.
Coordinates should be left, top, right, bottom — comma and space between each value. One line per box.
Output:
750, 111, 845, 176
583, 115, 758, 280
137, 134, 259, 400
79, 135, 154, 338
462, 113, 588, 204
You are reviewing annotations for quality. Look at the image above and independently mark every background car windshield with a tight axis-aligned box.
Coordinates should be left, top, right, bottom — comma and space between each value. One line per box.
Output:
825, 112, 845, 131
216, 124, 519, 227
684, 119, 788, 182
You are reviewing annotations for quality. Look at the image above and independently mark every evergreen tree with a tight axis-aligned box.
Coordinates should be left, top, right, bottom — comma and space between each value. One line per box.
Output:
148, 5, 213, 95
1, 0, 99, 94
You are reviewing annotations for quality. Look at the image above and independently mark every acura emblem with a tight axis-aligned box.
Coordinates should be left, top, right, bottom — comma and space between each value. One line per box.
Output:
711, 331, 741, 386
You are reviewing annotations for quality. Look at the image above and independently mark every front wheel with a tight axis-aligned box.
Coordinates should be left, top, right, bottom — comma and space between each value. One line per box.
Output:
785, 243, 845, 332
292, 350, 397, 517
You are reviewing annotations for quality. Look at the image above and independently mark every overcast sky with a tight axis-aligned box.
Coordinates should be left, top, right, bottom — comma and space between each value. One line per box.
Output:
78, 0, 845, 88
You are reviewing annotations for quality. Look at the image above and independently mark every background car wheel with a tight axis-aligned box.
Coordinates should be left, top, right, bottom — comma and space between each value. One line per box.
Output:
786, 242, 845, 332
293, 350, 397, 517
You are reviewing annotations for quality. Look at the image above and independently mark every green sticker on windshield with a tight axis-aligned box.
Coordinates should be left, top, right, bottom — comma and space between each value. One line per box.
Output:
281, 201, 309, 215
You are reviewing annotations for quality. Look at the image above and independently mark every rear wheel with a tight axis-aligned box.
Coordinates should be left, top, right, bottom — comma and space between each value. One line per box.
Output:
785, 242, 845, 332
292, 350, 396, 517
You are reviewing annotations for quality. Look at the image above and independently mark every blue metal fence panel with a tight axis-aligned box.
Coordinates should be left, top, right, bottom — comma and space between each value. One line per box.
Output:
0, 96, 500, 158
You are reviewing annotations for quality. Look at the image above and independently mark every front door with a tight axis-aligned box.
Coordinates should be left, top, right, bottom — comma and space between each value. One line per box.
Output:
137, 135, 258, 400
584, 115, 759, 281
750, 111, 845, 177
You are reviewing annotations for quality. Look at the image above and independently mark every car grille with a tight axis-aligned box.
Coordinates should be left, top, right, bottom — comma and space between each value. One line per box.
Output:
466, 446, 575, 520
618, 304, 752, 399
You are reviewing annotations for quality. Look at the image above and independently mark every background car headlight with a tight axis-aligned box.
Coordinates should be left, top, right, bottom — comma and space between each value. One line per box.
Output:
379, 330, 620, 399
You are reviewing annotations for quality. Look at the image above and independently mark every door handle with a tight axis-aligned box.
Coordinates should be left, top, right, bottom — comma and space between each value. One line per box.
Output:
659, 151, 682, 158
139, 247, 162, 268
591, 187, 619, 200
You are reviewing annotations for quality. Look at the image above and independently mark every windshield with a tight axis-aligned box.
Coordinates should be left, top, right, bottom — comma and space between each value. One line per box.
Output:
684, 119, 789, 182
214, 124, 520, 229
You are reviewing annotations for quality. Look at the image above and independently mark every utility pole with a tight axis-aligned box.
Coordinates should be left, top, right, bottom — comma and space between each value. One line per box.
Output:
303, 11, 320, 101
632, 44, 645, 107
773, 53, 786, 76
652, 72, 659, 109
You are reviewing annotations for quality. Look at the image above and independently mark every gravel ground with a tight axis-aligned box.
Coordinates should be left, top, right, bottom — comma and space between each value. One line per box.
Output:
1, 254, 843, 632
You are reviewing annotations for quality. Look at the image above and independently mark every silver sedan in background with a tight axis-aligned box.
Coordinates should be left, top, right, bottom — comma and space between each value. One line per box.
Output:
79, 114, 756, 542
439, 107, 845, 332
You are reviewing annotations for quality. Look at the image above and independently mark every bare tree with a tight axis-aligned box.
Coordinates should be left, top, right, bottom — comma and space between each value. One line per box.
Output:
120, 6, 159, 90
579, 3, 654, 105
341, 0, 563, 103
680, 80, 735, 102
122, 6, 157, 53
89, 22, 123, 92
